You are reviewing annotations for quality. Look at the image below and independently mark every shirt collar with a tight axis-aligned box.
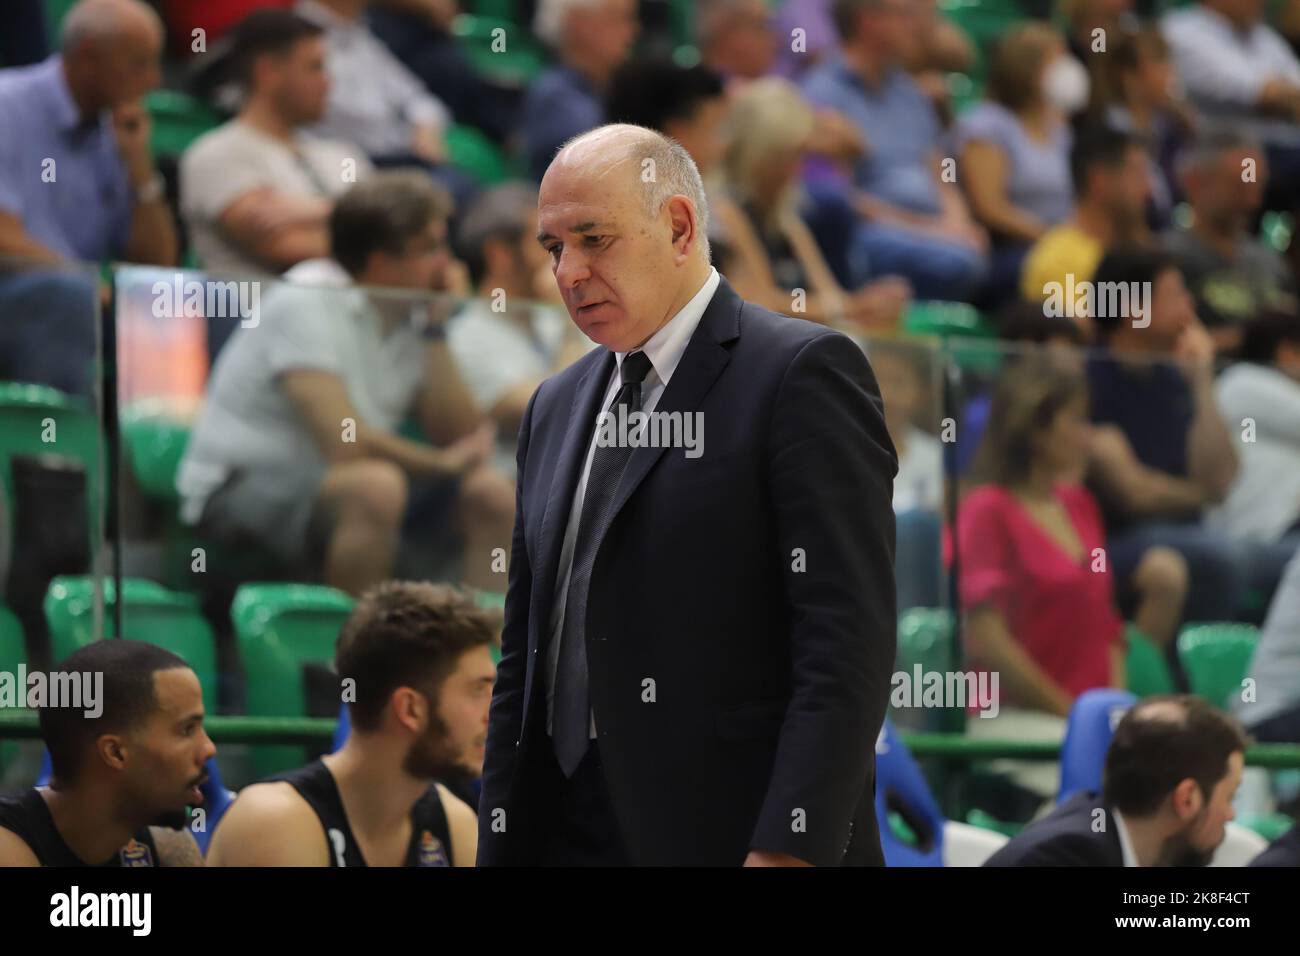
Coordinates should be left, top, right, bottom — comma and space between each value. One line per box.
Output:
39, 55, 90, 135
615, 267, 720, 387
1112, 808, 1139, 867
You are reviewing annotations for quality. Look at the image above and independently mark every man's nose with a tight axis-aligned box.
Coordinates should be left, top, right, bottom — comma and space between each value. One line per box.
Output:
554, 246, 591, 289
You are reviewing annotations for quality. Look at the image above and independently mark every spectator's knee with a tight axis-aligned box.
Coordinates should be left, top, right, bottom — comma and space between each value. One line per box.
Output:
326, 458, 408, 528
1134, 545, 1189, 601
459, 464, 515, 528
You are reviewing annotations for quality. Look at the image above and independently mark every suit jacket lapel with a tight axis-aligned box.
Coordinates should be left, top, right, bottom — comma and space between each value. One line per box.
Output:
531, 348, 615, 633
606, 277, 742, 527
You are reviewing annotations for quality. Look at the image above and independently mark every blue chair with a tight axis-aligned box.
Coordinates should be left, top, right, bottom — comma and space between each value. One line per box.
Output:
35, 750, 233, 855
874, 719, 944, 866
1057, 689, 1137, 804
332, 703, 351, 753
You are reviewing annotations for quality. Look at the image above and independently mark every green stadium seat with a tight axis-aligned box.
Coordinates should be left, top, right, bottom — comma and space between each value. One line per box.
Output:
42, 576, 218, 712
120, 405, 190, 501
451, 15, 546, 87
1176, 623, 1259, 710
1125, 626, 1176, 698
0, 382, 101, 559
445, 123, 517, 185
43, 0, 77, 37
232, 583, 354, 777
145, 90, 224, 158
904, 300, 996, 340
894, 608, 961, 732
0, 603, 26, 778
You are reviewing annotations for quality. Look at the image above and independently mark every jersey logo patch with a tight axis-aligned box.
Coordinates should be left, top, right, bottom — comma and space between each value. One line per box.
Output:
119, 838, 154, 867
417, 830, 449, 867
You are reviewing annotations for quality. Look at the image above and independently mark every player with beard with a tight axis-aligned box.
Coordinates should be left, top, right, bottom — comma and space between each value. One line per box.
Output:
0, 641, 213, 866
985, 695, 1247, 867
207, 582, 494, 866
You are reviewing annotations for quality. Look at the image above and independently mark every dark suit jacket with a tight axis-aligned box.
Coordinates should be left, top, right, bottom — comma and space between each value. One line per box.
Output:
476, 276, 898, 866
984, 792, 1125, 867
1250, 825, 1300, 867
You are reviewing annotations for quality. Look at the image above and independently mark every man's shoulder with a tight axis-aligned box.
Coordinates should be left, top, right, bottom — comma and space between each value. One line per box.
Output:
988, 794, 1119, 865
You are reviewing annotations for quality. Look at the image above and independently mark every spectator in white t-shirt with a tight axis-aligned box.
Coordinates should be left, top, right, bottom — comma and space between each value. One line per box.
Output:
448, 183, 592, 451
177, 172, 513, 596
180, 9, 370, 276
1209, 312, 1300, 546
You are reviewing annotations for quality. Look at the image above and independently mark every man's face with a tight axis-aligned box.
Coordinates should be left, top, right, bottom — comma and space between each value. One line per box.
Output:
538, 152, 696, 351
717, 0, 778, 79
372, 218, 454, 291
1100, 146, 1151, 230
1145, 267, 1197, 347
862, 0, 919, 65
666, 96, 730, 177
1157, 752, 1243, 866
120, 668, 215, 829
572, 0, 639, 75
89, 17, 163, 107
404, 646, 496, 779
269, 37, 331, 126
1192, 149, 1265, 233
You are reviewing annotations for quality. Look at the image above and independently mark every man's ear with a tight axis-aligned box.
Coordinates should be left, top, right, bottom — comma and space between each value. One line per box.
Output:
1169, 777, 1205, 821
96, 733, 128, 772
665, 195, 697, 261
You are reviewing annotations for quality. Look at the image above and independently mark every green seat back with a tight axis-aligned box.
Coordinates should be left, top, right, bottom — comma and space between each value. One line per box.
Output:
445, 123, 516, 185
120, 406, 190, 501
1125, 626, 1176, 698
43, 577, 218, 712
894, 608, 958, 732
451, 15, 546, 86
1177, 623, 1259, 710
145, 90, 224, 158
232, 583, 354, 777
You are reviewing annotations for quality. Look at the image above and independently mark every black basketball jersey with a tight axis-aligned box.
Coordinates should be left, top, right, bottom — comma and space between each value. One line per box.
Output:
270, 760, 453, 867
0, 788, 160, 867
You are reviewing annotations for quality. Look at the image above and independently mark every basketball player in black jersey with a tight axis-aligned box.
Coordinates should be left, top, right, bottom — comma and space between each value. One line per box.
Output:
0, 640, 213, 867
207, 582, 494, 866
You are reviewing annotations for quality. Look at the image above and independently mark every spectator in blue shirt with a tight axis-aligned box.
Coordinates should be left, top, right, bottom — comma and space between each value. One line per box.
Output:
802, 0, 988, 301
0, 0, 177, 397
523, 0, 639, 181
1082, 247, 1300, 625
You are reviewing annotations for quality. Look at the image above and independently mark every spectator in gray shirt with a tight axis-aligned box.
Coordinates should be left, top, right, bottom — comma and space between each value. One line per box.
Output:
1236, 550, 1300, 742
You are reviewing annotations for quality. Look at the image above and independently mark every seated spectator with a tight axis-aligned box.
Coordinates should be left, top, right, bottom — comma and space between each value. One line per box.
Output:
1020, 127, 1149, 321
985, 695, 1246, 866
1209, 314, 1300, 555
523, 0, 639, 181
960, 361, 1181, 723
176, 172, 513, 596
207, 582, 488, 866
899, 0, 976, 128
0, 640, 212, 867
1085, 247, 1263, 624
181, 10, 371, 277
802, 0, 988, 301
0, 0, 177, 398
721, 77, 910, 330
698, 0, 778, 84
1163, 0, 1300, 238
294, 1, 472, 206
367, 0, 520, 146
955, 23, 1078, 305
1061, 0, 1137, 65
1236, 550, 1300, 742
449, 182, 589, 448
870, 341, 942, 609
1089, 25, 1191, 231
1163, 130, 1296, 354
774, 0, 840, 80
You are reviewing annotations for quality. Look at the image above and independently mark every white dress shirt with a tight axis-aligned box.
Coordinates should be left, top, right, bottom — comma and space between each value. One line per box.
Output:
1113, 808, 1139, 867
545, 267, 722, 737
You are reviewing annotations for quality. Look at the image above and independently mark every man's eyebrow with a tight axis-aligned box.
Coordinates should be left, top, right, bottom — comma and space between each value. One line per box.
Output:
537, 221, 609, 244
